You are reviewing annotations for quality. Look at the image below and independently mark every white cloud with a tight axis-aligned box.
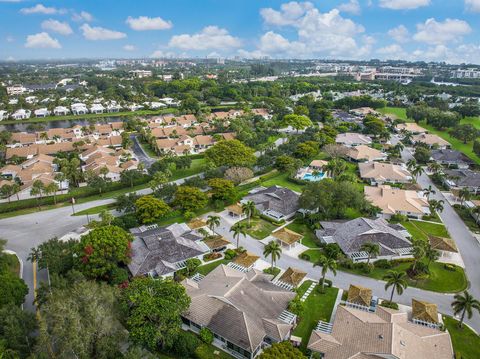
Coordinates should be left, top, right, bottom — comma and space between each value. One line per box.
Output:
72, 11, 93, 22
20, 4, 64, 15
376, 44, 407, 59
80, 24, 126, 41
6, 35, 15, 43
413, 18, 471, 45
126, 16, 172, 31
388, 25, 409, 43
41, 19, 73, 35
339, 0, 361, 15
150, 49, 177, 58
465, 0, 480, 12
169, 26, 242, 50
379, 0, 430, 9
260, 1, 314, 26
25, 32, 61, 48
123, 44, 136, 51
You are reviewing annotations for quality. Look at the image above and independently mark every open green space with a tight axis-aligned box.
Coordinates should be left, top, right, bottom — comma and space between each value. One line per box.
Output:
459, 116, 480, 130
259, 172, 305, 193
453, 205, 480, 233
292, 285, 339, 352
400, 220, 450, 241
170, 158, 207, 180
299, 249, 325, 264
287, 219, 320, 248
73, 203, 116, 216
239, 217, 278, 240
443, 315, 480, 359
195, 259, 231, 276
378, 106, 407, 120
341, 260, 467, 293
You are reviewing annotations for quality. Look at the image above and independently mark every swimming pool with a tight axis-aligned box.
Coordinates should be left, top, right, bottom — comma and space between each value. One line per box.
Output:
302, 172, 326, 181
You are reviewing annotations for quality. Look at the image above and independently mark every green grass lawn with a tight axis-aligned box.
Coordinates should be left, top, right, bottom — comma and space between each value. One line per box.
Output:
292, 285, 339, 352
195, 259, 231, 276
378, 106, 407, 120
296, 280, 313, 297
263, 266, 281, 278
460, 116, 480, 129
239, 217, 278, 240
453, 205, 480, 233
286, 219, 320, 248
341, 260, 467, 293
400, 220, 450, 241
299, 249, 325, 264
73, 203, 116, 216
443, 315, 480, 359
170, 158, 207, 180
260, 172, 305, 193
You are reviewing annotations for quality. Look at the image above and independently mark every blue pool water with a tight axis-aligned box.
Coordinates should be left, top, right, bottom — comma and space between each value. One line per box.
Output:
302, 172, 326, 181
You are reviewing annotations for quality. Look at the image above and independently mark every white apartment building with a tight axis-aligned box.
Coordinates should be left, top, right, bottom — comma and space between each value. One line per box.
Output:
53, 106, 70, 116
11, 109, 31, 120
130, 70, 152, 78
6, 85, 27, 96
90, 103, 105, 114
71, 103, 88, 115
34, 108, 50, 118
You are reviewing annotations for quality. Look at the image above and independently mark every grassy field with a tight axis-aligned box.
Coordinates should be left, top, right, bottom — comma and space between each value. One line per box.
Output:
73, 203, 116, 216
195, 259, 231, 276
299, 249, 325, 264
341, 260, 467, 293
286, 219, 320, 248
170, 158, 207, 180
240, 217, 278, 240
378, 106, 407, 120
292, 285, 339, 352
401, 220, 450, 241
260, 172, 305, 193
443, 315, 480, 359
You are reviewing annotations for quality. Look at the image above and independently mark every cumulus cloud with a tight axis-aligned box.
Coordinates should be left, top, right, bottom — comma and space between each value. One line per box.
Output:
72, 11, 93, 22
126, 16, 172, 31
80, 24, 126, 40
123, 44, 136, 51
169, 26, 242, 50
339, 0, 361, 15
465, 0, 480, 12
260, 1, 314, 26
376, 44, 408, 59
150, 49, 177, 58
413, 18, 471, 45
41, 19, 73, 35
379, 0, 430, 9
25, 32, 61, 48
388, 25, 409, 43
20, 4, 64, 15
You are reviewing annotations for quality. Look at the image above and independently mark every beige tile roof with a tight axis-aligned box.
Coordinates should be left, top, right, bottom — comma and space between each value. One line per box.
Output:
310, 159, 328, 168
233, 252, 260, 268
364, 185, 429, 216
347, 284, 372, 307
336, 132, 372, 146
226, 203, 244, 215
10, 132, 37, 144
6, 146, 38, 159
347, 145, 385, 161
272, 227, 303, 245
412, 133, 450, 147
412, 299, 439, 324
429, 236, 458, 253
187, 218, 207, 230
278, 267, 306, 287
396, 123, 427, 133
203, 235, 230, 250
307, 305, 453, 359
359, 162, 412, 182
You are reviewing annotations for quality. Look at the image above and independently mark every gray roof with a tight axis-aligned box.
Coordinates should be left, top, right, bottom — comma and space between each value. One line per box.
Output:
444, 169, 480, 188
182, 265, 295, 352
317, 217, 412, 256
128, 223, 206, 277
431, 149, 473, 166
243, 186, 300, 216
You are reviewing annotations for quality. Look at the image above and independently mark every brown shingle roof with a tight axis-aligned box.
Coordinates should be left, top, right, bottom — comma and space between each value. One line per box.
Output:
272, 227, 303, 245
203, 236, 230, 250
412, 299, 439, 324
429, 236, 458, 253
347, 284, 373, 307
233, 252, 259, 268
278, 267, 306, 287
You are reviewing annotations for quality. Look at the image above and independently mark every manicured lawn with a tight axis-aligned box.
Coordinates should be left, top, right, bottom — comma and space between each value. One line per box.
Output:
299, 249, 325, 264
287, 220, 320, 248
341, 260, 467, 293
196, 259, 231, 276
260, 172, 305, 193
453, 205, 480, 233
239, 217, 278, 240
73, 203, 116, 216
292, 285, 339, 352
296, 280, 313, 297
400, 220, 450, 241
378, 106, 407, 120
170, 158, 207, 180
443, 315, 480, 359
460, 116, 480, 130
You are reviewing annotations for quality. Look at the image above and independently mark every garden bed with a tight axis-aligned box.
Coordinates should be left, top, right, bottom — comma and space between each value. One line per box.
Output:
239, 217, 277, 240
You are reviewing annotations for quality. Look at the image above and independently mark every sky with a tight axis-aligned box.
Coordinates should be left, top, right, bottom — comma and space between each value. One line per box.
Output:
1, 0, 480, 64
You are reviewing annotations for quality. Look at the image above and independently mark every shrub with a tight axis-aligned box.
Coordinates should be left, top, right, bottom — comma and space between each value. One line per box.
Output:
390, 213, 408, 223
224, 249, 237, 260
374, 259, 393, 269
168, 330, 200, 358
288, 296, 304, 315
184, 258, 202, 276
338, 258, 355, 269
324, 243, 342, 260
318, 278, 332, 288
408, 261, 429, 278
183, 211, 196, 222
380, 300, 399, 310
353, 262, 372, 274
109, 267, 129, 285
203, 253, 221, 262
260, 214, 285, 225
199, 328, 214, 345
112, 213, 139, 230
299, 253, 310, 261
444, 263, 457, 272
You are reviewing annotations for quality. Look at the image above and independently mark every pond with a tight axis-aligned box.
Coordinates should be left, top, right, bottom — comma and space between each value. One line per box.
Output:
0, 116, 127, 132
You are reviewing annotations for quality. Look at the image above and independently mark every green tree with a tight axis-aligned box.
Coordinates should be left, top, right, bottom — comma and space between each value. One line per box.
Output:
0, 272, 28, 308
451, 124, 479, 144
413, 147, 431, 164
410, 242, 425, 273
258, 341, 307, 358
459, 187, 471, 206
314, 255, 337, 292
451, 291, 480, 328
121, 169, 143, 188
206, 215, 220, 235
208, 178, 236, 201
205, 139, 256, 168
85, 171, 108, 195
383, 270, 408, 302
230, 222, 247, 248
423, 185, 436, 201
174, 186, 208, 212
241, 200, 256, 226
360, 242, 380, 266
424, 243, 440, 270
0, 184, 13, 203
28, 237, 76, 276
121, 277, 190, 350
30, 180, 45, 210
428, 199, 444, 214
149, 170, 172, 193
75, 225, 133, 280
99, 209, 115, 226
44, 182, 59, 205
0, 304, 37, 358
474, 140, 480, 157
263, 240, 282, 270
224, 166, 254, 184
135, 195, 171, 224
282, 114, 313, 133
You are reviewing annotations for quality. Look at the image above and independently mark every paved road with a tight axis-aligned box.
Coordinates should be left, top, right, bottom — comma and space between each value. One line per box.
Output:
130, 134, 156, 168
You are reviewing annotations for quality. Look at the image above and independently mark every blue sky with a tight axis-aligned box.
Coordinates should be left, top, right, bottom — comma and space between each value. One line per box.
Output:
1, 0, 480, 64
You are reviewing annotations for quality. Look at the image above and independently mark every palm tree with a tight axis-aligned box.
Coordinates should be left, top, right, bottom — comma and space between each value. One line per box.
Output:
383, 270, 408, 303
45, 182, 59, 205
198, 228, 210, 239
394, 142, 404, 154
360, 242, 380, 266
0, 184, 12, 203
424, 243, 440, 270
30, 180, 45, 210
314, 255, 337, 292
99, 210, 114, 226
11, 182, 20, 201
263, 240, 282, 270
428, 199, 445, 214
427, 162, 442, 175
407, 159, 417, 172
451, 291, 480, 328
459, 188, 471, 206
206, 215, 221, 235
411, 165, 423, 181
402, 132, 413, 144
473, 206, 480, 224
241, 201, 256, 226
411, 242, 425, 273
423, 185, 436, 201
230, 222, 247, 248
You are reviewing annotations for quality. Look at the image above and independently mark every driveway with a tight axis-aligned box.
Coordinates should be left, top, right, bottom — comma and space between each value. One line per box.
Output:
130, 134, 156, 168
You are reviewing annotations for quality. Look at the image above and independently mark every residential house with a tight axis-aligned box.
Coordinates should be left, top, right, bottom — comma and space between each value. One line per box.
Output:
90, 103, 105, 114
364, 185, 430, 219
335, 132, 372, 147
346, 145, 387, 162
251, 108, 272, 120
307, 303, 453, 359
412, 133, 450, 149
11, 109, 31, 120
9, 132, 37, 147
181, 264, 296, 358
71, 103, 88, 115
34, 108, 50, 118
241, 186, 300, 221
316, 217, 412, 261
431, 149, 473, 169
396, 122, 427, 134
128, 223, 208, 277
359, 162, 412, 185
106, 101, 121, 113
443, 169, 480, 194
296, 160, 329, 181
0, 110, 9, 121
53, 106, 70, 116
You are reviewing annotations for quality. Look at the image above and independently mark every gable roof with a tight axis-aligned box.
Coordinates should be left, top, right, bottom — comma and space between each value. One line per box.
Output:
412, 133, 450, 147
444, 169, 480, 188
336, 133, 372, 146
431, 149, 473, 166
346, 145, 385, 161
412, 299, 439, 324
359, 162, 412, 182
278, 267, 306, 287
347, 284, 372, 307
364, 185, 429, 216
243, 186, 300, 216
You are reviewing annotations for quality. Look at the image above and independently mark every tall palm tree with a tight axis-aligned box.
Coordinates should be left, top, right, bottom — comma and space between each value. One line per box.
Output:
230, 222, 247, 248
411, 165, 423, 181
424, 243, 440, 270
241, 201, 256, 226
451, 291, 480, 328
407, 159, 417, 172
411, 242, 425, 273
427, 162, 442, 175
472, 206, 480, 224
459, 188, 471, 206
423, 185, 436, 201
45, 182, 59, 205
314, 255, 337, 292
263, 240, 282, 270
206, 215, 221, 235
360, 242, 380, 266
428, 199, 445, 214
383, 270, 408, 302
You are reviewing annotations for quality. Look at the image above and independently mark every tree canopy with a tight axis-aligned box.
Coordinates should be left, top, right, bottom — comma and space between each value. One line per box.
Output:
205, 139, 256, 168
135, 195, 171, 224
